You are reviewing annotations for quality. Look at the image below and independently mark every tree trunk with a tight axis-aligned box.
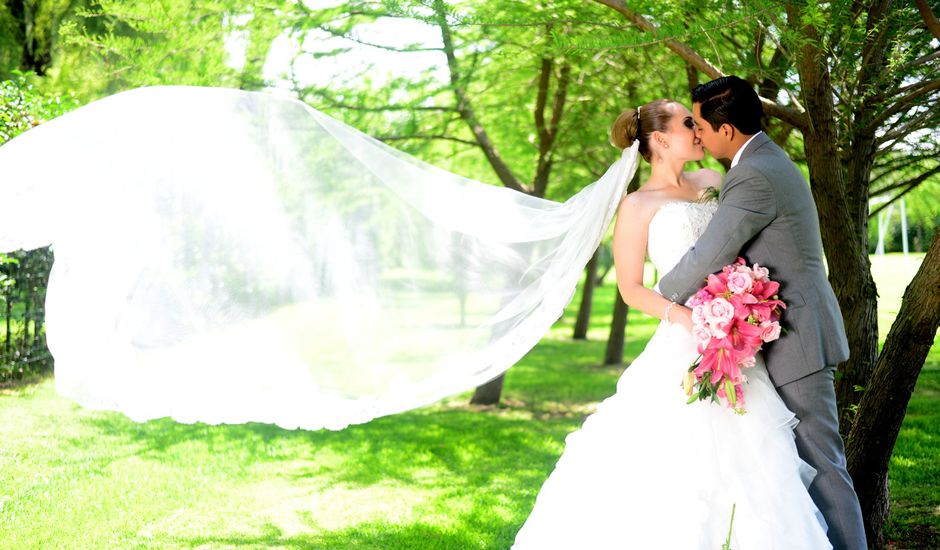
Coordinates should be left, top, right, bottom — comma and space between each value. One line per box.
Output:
470, 373, 505, 405
573, 248, 600, 339
787, 4, 879, 432
7, 0, 53, 76
4, 296, 10, 356
833, 0, 896, 431
604, 288, 628, 365
22, 270, 30, 348
436, 3, 573, 404
238, 12, 278, 91
846, 230, 940, 548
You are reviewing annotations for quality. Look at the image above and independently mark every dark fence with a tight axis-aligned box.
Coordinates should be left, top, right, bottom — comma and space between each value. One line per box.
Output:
0, 248, 54, 382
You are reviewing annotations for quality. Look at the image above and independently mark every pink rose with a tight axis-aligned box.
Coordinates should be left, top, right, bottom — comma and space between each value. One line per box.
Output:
759, 321, 782, 342
727, 271, 753, 294
692, 305, 707, 326
704, 297, 735, 325
752, 263, 770, 281
692, 325, 712, 349
739, 355, 756, 369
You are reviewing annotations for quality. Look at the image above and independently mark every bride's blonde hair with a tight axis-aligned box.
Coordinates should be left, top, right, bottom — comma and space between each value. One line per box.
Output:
610, 99, 679, 162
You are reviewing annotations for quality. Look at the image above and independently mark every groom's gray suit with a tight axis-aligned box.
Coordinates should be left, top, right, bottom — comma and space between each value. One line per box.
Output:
658, 132, 868, 550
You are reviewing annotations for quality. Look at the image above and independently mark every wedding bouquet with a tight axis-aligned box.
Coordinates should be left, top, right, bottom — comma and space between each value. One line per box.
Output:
682, 258, 786, 414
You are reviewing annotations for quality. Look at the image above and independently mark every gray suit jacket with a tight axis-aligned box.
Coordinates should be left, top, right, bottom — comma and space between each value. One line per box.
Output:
658, 132, 849, 387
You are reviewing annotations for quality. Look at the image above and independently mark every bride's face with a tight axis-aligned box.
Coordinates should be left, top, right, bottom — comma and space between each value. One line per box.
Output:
659, 104, 705, 162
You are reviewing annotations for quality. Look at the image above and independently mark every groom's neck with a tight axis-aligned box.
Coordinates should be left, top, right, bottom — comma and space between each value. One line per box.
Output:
724, 131, 757, 161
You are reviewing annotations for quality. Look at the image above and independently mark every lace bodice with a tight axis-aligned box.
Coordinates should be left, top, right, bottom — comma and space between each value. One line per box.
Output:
648, 201, 719, 276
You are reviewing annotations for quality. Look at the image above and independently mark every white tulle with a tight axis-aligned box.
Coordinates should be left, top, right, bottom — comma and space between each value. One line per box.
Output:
512, 202, 831, 549
0, 86, 639, 430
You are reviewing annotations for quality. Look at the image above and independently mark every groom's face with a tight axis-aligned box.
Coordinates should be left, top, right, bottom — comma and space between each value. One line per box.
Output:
692, 103, 730, 160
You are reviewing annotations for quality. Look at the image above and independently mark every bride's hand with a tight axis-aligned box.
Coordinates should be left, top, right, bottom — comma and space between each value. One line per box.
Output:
671, 305, 695, 332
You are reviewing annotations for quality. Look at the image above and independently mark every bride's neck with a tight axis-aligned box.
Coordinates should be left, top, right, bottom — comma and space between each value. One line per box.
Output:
647, 157, 688, 189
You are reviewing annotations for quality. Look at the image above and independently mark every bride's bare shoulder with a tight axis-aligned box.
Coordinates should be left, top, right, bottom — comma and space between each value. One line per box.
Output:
617, 188, 660, 228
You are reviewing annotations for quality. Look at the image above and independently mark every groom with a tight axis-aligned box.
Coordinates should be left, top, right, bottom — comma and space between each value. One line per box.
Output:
660, 76, 867, 550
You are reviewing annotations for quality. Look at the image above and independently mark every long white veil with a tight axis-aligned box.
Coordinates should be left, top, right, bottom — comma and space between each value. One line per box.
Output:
0, 86, 639, 430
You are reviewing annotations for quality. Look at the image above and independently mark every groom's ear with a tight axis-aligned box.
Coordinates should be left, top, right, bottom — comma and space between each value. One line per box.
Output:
719, 123, 736, 142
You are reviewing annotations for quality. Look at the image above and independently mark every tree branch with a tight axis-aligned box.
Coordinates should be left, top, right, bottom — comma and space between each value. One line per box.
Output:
432, 0, 528, 194
531, 59, 571, 198
875, 106, 939, 148
312, 24, 444, 52
915, 0, 940, 41
675, 65, 694, 101
534, 56, 552, 146
870, 152, 940, 185
301, 84, 457, 113
549, 64, 571, 136
376, 134, 477, 146
591, 0, 808, 130
897, 49, 940, 72
869, 164, 940, 206
864, 78, 940, 132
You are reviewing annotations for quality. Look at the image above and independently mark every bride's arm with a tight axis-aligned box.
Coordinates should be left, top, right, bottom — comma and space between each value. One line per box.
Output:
612, 196, 693, 329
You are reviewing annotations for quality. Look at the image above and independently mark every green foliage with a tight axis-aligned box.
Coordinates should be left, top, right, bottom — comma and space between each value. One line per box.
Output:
0, 71, 79, 144
51, 0, 241, 99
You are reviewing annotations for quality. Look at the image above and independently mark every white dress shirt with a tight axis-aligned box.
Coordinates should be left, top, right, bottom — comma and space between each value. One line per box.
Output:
730, 131, 763, 168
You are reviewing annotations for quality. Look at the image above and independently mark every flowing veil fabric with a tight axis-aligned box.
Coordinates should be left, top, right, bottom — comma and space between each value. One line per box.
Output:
0, 86, 639, 430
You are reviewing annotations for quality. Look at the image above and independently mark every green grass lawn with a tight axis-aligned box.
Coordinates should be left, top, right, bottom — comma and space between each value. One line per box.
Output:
0, 253, 936, 549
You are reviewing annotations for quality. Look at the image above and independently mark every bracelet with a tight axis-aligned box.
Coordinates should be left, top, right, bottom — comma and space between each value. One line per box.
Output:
664, 301, 676, 325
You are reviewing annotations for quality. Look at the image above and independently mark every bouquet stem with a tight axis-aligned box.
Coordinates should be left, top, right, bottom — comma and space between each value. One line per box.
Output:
721, 503, 736, 550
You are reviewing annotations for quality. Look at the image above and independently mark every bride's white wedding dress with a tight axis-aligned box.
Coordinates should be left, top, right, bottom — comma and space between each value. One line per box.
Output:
512, 201, 832, 549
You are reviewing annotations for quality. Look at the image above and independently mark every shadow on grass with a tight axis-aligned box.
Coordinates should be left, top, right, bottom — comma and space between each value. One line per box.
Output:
162, 520, 496, 549
80, 403, 576, 485
76, 405, 574, 547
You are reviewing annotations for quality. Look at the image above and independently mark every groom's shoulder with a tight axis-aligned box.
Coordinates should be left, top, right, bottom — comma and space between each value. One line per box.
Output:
743, 135, 792, 168
740, 139, 805, 185
726, 161, 771, 186
735, 137, 793, 174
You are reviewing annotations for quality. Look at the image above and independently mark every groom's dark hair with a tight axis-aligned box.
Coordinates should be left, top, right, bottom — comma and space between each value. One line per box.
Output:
692, 76, 763, 135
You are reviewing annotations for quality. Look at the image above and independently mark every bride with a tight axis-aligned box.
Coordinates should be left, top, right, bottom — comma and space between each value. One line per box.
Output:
510, 100, 832, 549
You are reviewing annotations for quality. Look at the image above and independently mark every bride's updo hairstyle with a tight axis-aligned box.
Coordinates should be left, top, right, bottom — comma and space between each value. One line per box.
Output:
610, 99, 678, 161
